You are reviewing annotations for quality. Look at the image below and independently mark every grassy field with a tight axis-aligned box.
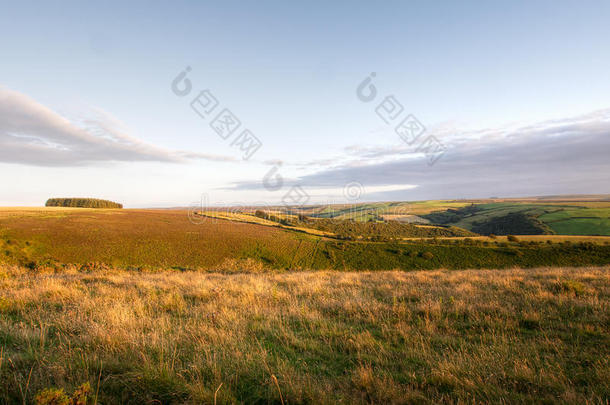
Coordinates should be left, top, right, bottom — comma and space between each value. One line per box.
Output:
0, 206, 609, 403
538, 207, 610, 235
1, 208, 610, 271
423, 202, 610, 236
0, 265, 608, 404
0, 208, 311, 270
270, 198, 610, 236
282, 201, 473, 223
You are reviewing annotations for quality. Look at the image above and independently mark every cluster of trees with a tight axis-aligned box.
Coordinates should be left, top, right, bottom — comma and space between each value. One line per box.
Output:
292, 218, 474, 240
254, 210, 289, 225
45, 198, 123, 209
471, 212, 554, 235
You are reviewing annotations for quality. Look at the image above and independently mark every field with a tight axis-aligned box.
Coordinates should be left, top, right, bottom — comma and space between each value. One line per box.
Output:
1, 265, 608, 404
262, 198, 610, 236
0, 208, 309, 270
421, 201, 610, 236
268, 201, 473, 223
1, 208, 610, 271
1, 204, 609, 404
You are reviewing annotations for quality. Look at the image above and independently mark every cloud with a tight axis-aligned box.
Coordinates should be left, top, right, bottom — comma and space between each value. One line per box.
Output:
228, 109, 610, 200
0, 87, 236, 166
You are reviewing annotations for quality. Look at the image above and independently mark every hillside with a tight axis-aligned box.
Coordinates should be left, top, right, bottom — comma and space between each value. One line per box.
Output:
1, 208, 609, 271
267, 197, 610, 236
423, 202, 610, 236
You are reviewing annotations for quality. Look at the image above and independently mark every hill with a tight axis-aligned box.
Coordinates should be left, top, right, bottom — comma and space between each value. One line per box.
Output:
1, 207, 609, 271
269, 196, 610, 236
423, 202, 610, 236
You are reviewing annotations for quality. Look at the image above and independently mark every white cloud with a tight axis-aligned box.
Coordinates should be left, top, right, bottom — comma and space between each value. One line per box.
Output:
0, 87, 236, 166
229, 108, 610, 199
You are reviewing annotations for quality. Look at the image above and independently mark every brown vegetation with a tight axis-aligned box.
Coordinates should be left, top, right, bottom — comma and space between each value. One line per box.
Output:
0, 265, 608, 403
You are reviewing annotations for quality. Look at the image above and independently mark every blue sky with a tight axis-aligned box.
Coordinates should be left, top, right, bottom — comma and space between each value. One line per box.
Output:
1, 1, 609, 206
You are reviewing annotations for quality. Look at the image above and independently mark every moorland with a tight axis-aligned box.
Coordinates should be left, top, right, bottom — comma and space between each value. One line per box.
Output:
0, 197, 609, 404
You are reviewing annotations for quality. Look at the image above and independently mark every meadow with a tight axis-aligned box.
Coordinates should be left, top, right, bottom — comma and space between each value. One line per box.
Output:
1, 205, 609, 403
421, 201, 610, 236
1, 208, 610, 271
1, 265, 608, 404
272, 198, 610, 236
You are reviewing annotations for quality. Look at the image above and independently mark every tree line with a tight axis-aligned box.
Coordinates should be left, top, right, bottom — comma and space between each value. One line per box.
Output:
45, 198, 123, 209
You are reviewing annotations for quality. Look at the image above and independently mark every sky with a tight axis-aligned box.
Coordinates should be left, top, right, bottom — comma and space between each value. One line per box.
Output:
1, 0, 609, 207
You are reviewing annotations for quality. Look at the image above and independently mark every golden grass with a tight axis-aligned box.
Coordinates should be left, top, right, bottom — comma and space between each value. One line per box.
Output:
0, 265, 608, 403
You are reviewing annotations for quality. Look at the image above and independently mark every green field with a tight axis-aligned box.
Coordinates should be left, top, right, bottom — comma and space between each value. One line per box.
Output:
539, 208, 610, 235
421, 201, 610, 236
280, 198, 610, 236
290, 201, 472, 221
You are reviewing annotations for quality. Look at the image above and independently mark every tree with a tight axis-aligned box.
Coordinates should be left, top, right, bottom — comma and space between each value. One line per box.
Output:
45, 198, 122, 209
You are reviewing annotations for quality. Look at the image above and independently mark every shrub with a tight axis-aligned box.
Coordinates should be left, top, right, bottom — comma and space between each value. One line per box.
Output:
553, 280, 587, 296
519, 317, 541, 330
421, 251, 434, 260
507, 235, 519, 242
471, 212, 554, 235
35, 388, 70, 405
35, 382, 90, 405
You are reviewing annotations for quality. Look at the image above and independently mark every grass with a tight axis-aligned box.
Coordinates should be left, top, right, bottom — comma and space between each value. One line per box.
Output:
0, 265, 608, 403
539, 208, 610, 235
429, 202, 610, 236
0, 208, 311, 270
1, 208, 609, 271
291, 201, 473, 220
282, 199, 610, 236
198, 210, 336, 237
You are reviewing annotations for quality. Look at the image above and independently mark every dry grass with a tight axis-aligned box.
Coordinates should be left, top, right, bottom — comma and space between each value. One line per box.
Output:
0, 266, 608, 403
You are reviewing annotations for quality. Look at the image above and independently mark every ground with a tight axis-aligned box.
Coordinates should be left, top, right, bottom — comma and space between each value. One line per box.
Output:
0, 266, 608, 404
0, 205, 609, 403
1, 208, 609, 271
